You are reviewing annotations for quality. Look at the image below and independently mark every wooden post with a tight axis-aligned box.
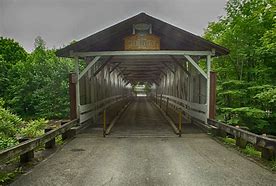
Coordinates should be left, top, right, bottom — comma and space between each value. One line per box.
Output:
73, 53, 80, 120
206, 55, 211, 123
45, 128, 56, 149
160, 94, 162, 108
61, 122, 77, 140
19, 138, 34, 163
209, 71, 217, 120
103, 110, 106, 137
69, 73, 77, 120
236, 137, 247, 149
178, 110, 182, 137
166, 97, 169, 114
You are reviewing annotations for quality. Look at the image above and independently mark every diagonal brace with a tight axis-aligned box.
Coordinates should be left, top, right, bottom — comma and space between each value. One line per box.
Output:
93, 57, 113, 77
78, 56, 101, 80
184, 55, 207, 79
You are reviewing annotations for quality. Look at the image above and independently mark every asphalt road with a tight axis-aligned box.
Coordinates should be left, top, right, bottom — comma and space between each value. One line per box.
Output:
11, 98, 276, 186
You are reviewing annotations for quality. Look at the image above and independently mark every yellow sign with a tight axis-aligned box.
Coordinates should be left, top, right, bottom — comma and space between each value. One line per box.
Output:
124, 34, 160, 51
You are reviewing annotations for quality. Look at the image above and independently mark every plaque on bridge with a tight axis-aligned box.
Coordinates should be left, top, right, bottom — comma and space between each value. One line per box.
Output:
124, 34, 160, 51
124, 23, 160, 51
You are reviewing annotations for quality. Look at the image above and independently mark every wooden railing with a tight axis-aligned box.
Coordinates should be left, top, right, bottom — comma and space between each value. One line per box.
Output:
156, 94, 207, 122
0, 119, 78, 164
153, 94, 276, 160
0, 95, 132, 164
208, 119, 276, 160
79, 95, 130, 124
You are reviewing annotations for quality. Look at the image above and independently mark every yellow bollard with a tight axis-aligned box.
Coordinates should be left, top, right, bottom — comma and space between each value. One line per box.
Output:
178, 111, 182, 137
103, 110, 106, 137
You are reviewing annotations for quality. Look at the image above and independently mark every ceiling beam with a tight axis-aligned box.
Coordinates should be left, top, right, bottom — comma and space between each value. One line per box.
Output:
72, 50, 215, 58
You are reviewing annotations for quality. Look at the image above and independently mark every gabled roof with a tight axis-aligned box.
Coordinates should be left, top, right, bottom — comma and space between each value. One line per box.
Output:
56, 13, 229, 57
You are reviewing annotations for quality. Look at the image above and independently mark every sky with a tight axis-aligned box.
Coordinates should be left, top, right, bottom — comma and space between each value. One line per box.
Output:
0, 0, 228, 52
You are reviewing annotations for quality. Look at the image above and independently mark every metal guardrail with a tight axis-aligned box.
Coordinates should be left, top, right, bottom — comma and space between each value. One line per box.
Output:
0, 119, 78, 164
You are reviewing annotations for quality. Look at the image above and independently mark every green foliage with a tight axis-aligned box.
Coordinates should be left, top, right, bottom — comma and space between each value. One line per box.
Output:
0, 36, 75, 153
0, 101, 22, 139
20, 119, 47, 138
0, 37, 27, 65
204, 0, 276, 135
223, 137, 236, 145
0, 167, 22, 184
0, 38, 28, 98
2, 36, 74, 119
0, 100, 48, 149
0, 136, 18, 150
242, 144, 261, 158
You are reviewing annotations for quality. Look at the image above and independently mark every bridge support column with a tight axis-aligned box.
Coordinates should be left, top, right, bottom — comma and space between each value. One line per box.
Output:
209, 71, 217, 119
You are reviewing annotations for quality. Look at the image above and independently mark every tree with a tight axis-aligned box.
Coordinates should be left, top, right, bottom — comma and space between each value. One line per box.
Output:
204, 0, 276, 134
0, 38, 28, 98
6, 37, 74, 119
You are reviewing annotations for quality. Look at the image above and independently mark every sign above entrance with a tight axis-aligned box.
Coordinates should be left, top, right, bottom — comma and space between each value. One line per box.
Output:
124, 34, 160, 51
124, 23, 160, 51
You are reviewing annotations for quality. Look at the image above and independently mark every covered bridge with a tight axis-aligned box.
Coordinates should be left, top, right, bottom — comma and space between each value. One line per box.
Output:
56, 12, 228, 134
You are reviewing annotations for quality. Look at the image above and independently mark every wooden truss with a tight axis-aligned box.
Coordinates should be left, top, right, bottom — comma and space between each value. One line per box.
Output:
72, 50, 213, 123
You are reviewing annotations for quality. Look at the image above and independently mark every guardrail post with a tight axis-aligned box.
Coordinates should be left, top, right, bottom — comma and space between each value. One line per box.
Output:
45, 128, 56, 149
259, 146, 275, 160
103, 109, 106, 137
235, 137, 247, 149
61, 122, 77, 140
19, 138, 34, 163
178, 110, 182, 137
218, 128, 227, 138
166, 97, 169, 115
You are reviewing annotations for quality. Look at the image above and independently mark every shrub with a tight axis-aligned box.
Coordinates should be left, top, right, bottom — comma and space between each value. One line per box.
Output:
20, 119, 48, 138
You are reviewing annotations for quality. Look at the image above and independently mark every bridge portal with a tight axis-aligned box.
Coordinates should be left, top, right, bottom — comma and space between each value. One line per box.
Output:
56, 13, 228, 135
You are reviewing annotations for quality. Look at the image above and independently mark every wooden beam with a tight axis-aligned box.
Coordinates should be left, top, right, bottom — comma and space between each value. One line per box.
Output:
69, 73, 77, 120
93, 57, 113, 76
78, 56, 101, 80
73, 50, 214, 57
170, 56, 190, 76
206, 55, 212, 121
162, 62, 175, 74
209, 71, 216, 119
184, 55, 207, 79
109, 62, 121, 74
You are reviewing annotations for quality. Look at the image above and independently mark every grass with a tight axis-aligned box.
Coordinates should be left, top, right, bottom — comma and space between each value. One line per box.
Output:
242, 144, 261, 158
0, 167, 22, 185
220, 136, 276, 171
223, 137, 236, 145
56, 135, 64, 145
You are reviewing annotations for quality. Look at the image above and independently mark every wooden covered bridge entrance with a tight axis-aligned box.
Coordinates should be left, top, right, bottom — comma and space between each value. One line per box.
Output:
56, 13, 229, 136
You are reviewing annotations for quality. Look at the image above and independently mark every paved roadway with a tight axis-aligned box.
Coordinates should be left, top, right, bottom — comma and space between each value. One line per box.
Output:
12, 98, 276, 186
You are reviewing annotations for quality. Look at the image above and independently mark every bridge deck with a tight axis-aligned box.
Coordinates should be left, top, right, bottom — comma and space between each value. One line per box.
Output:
109, 97, 177, 137
11, 99, 276, 185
